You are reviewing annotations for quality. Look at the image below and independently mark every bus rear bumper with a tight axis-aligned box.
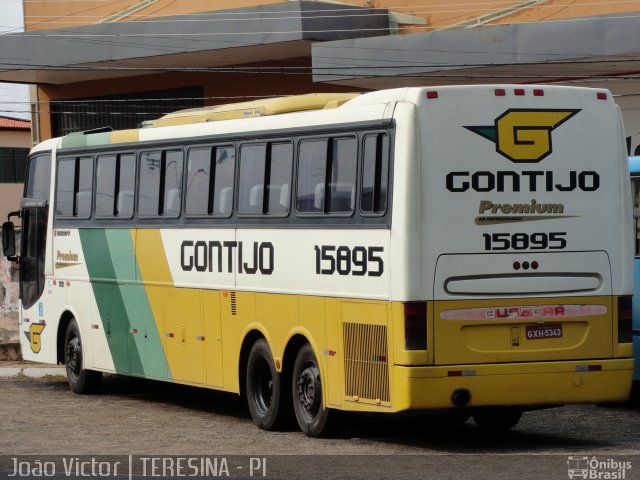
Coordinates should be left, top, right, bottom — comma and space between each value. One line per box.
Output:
392, 359, 633, 412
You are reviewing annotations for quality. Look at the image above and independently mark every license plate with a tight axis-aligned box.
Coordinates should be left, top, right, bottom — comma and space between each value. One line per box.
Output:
525, 323, 563, 340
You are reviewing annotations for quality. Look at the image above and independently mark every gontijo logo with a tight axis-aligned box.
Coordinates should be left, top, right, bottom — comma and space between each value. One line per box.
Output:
24, 323, 46, 354
465, 109, 580, 163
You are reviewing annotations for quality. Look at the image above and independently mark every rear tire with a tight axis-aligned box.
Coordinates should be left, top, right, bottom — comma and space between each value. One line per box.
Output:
292, 343, 333, 437
473, 410, 522, 432
246, 339, 288, 430
64, 319, 101, 394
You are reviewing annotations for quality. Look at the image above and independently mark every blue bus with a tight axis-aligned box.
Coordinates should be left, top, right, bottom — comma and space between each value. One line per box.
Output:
630, 156, 640, 383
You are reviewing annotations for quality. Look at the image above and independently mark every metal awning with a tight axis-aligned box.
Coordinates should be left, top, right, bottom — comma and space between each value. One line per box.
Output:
0, 1, 390, 85
311, 14, 640, 88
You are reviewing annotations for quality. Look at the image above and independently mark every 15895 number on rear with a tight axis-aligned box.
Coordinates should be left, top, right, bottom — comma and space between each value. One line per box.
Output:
482, 232, 567, 251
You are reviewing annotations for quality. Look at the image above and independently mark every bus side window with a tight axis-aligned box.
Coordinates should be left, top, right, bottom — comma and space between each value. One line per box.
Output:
55, 156, 93, 218
328, 138, 357, 213
361, 133, 390, 216
138, 149, 183, 217
238, 142, 292, 216
186, 145, 236, 217
56, 158, 76, 216
296, 137, 357, 215
213, 147, 235, 216
297, 139, 327, 213
96, 154, 117, 216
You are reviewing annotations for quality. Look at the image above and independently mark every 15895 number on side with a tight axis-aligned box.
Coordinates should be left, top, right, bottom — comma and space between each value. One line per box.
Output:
314, 245, 384, 276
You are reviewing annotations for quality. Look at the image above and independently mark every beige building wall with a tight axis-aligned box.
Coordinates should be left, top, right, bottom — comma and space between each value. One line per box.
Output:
24, 0, 640, 32
0, 129, 31, 149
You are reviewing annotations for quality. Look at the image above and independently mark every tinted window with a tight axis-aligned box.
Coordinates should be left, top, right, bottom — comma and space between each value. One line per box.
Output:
96, 155, 116, 216
56, 158, 75, 216
118, 154, 136, 217
186, 146, 235, 217
361, 133, 389, 215
238, 142, 292, 216
163, 150, 183, 218
185, 148, 210, 216
213, 147, 235, 216
96, 153, 136, 218
296, 137, 357, 214
238, 145, 267, 215
328, 138, 357, 213
296, 140, 327, 213
267, 143, 293, 215
139, 151, 161, 216
139, 150, 183, 217
76, 157, 93, 217
55, 156, 93, 218
25, 154, 52, 201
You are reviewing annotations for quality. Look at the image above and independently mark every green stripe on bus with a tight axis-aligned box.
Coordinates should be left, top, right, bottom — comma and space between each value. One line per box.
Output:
105, 229, 170, 381
79, 229, 141, 375
60, 134, 87, 149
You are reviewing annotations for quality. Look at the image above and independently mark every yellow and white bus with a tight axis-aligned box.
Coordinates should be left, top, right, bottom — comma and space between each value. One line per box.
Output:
2, 86, 634, 436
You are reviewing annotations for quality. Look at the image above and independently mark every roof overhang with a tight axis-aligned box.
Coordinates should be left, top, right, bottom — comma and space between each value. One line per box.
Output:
311, 14, 640, 88
0, 1, 390, 85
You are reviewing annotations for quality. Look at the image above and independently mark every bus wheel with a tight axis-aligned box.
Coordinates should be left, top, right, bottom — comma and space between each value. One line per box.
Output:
292, 343, 333, 437
246, 339, 284, 430
472, 410, 522, 432
64, 319, 101, 394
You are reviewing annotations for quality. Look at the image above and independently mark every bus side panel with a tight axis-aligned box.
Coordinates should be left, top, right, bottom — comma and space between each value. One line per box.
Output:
634, 257, 640, 382
78, 228, 133, 374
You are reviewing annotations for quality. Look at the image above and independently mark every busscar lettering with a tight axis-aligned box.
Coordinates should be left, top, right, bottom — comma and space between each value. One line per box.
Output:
181, 240, 274, 275
446, 170, 599, 193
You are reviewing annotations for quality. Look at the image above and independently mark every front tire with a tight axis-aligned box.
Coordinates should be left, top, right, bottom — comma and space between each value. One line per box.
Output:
64, 319, 101, 394
246, 339, 287, 430
292, 343, 333, 437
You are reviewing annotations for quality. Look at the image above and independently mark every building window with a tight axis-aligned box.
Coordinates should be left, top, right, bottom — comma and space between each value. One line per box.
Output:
0, 147, 29, 183
50, 87, 204, 137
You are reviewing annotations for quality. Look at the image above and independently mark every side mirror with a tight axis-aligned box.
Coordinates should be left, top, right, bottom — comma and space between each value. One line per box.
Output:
2, 221, 16, 257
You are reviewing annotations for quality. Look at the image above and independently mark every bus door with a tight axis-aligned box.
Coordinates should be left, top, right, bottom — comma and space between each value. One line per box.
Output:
19, 200, 48, 310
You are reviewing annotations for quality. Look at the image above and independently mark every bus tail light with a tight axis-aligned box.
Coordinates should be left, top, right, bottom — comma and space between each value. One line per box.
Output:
617, 296, 632, 343
404, 302, 427, 350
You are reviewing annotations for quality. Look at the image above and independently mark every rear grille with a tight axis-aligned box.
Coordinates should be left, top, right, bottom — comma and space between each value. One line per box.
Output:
343, 322, 390, 403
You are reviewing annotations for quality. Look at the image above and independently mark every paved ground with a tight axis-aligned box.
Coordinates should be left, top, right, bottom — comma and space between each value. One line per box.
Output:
0, 374, 639, 479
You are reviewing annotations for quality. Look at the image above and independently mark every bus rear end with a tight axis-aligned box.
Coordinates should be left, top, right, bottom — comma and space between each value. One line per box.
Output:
394, 85, 633, 425
629, 155, 640, 384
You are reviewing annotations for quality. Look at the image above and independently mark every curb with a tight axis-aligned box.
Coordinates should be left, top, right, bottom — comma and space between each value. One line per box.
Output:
1, 342, 67, 378
0, 365, 66, 378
